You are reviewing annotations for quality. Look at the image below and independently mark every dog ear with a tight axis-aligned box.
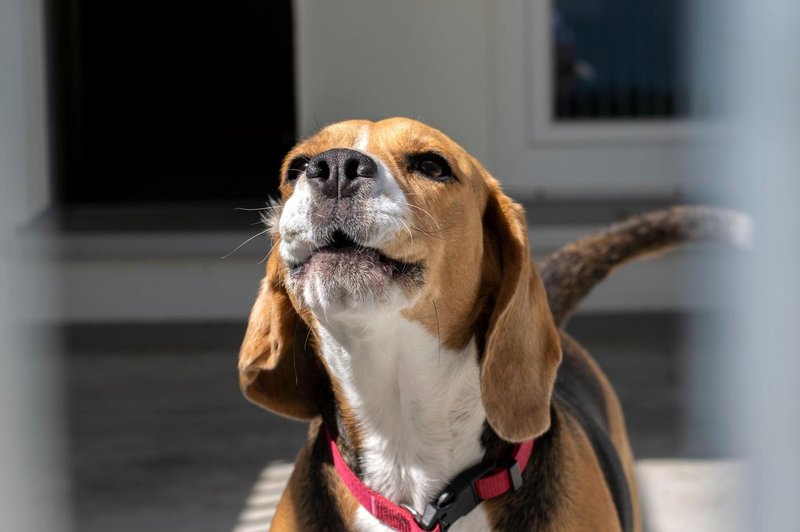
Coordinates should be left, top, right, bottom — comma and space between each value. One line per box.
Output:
480, 190, 562, 442
238, 249, 321, 420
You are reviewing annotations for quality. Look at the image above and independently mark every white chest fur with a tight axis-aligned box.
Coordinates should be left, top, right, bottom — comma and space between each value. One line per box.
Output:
317, 314, 490, 531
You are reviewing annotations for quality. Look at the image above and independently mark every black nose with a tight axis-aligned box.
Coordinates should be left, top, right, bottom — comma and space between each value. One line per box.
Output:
305, 148, 377, 199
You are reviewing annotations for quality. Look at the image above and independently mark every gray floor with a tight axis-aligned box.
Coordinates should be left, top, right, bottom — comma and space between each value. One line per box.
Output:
66, 314, 697, 532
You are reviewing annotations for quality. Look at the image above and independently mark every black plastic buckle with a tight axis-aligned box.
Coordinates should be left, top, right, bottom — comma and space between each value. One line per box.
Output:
413, 457, 522, 531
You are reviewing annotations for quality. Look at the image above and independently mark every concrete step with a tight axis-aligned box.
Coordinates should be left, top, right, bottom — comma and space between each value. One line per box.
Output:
637, 460, 742, 532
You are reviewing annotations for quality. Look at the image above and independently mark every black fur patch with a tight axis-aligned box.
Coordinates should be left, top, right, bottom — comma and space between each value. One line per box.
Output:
288, 381, 351, 531
555, 332, 610, 433
554, 332, 633, 532
481, 409, 564, 531
294, 424, 349, 531
479, 330, 632, 531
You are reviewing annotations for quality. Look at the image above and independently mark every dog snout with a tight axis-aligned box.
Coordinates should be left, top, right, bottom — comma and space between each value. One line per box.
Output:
306, 148, 377, 199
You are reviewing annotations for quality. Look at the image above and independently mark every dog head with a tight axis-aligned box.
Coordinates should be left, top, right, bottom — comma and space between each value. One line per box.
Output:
239, 118, 561, 442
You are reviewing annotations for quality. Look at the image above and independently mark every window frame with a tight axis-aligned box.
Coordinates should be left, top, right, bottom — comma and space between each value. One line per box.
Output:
528, 0, 710, 145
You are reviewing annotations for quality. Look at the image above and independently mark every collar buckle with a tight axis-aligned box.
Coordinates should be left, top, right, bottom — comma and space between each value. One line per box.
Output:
413, 459, 498, 531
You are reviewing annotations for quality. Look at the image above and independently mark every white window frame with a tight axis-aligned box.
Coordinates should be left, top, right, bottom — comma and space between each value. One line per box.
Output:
528, 0, 707, 144
492, 0, 715, 200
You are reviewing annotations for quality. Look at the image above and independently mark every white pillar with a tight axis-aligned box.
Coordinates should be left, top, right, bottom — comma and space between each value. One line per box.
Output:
0, 0, 66, 530
697, 0, 800, 529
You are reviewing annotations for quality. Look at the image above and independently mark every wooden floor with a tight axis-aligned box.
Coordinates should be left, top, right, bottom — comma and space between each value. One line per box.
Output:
66, 314, 723, 532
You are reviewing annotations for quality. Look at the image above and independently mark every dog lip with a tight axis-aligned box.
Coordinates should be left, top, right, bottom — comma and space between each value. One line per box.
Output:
286, 230, 361, 269
321, 230, 361, 251
287, 230, 422, 278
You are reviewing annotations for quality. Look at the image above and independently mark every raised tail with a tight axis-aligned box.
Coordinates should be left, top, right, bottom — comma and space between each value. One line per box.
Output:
540, 206, 751, 326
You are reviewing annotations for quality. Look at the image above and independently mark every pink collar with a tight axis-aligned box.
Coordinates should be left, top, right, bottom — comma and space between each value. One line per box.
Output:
326, 428, 535, 531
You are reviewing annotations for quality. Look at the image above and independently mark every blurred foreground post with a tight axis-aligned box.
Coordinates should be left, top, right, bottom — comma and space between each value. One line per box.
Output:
698, 0, 800, 530
0, 0, 68, 530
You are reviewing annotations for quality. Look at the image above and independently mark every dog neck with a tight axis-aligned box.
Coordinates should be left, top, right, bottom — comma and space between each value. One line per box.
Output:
315, 309, 487, 514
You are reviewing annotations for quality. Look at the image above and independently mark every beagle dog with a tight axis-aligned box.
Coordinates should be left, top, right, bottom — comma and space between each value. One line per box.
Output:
239, 117, 742, 531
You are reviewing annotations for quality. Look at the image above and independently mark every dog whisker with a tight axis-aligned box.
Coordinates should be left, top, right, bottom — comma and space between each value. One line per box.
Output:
432, 298, 441, 369
235, 206, 282, 212
258, 238, 280, 264
396, 218, 414, 247
388, 217, 409, 245
293, 319, 302, 386
221, 229, 270, 259
403, 202, 441, 230
410, 225, 448, 241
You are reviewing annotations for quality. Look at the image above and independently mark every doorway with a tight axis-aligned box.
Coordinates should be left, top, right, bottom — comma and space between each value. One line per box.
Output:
47, 0, 295, 206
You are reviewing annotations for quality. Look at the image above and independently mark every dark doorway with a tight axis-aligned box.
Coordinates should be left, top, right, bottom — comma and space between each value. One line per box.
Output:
47, 0, 294, 205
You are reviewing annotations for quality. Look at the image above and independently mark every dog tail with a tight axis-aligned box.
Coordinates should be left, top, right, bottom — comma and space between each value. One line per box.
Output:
540, 206, 751, 326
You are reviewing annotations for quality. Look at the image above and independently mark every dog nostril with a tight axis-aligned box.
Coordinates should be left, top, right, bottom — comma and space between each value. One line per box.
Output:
307, 160, 329, 180
344, 159, 360, 180
343, 155, 376, 179
357, 157, 377, 178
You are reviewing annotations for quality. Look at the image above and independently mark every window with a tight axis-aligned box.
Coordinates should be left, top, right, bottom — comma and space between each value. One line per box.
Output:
553, 0, 691, 121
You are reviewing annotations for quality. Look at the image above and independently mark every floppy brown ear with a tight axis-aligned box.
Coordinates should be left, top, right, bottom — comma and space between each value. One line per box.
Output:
480, 191, 562, 442
238, 250, 321, 420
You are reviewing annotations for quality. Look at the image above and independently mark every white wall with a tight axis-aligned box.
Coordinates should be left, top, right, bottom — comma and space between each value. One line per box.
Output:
294, 0, 494, 166
295, 0, 703, 200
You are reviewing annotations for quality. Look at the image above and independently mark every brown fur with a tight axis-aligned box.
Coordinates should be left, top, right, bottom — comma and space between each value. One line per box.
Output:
558, 332, 642, 532
242, 117, 562, 441
238, 251, 324, 420
235, 118, 720, 531
272, 421, 360, 531
479, 192, 561, 442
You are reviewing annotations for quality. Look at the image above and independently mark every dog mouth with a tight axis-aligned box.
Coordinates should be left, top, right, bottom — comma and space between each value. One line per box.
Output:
289, 230, 422, 279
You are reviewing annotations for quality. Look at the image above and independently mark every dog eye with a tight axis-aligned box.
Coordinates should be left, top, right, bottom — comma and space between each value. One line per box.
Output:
409, 153, 454, 182
286, 157, 309, 182
419, 160, 443, 178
